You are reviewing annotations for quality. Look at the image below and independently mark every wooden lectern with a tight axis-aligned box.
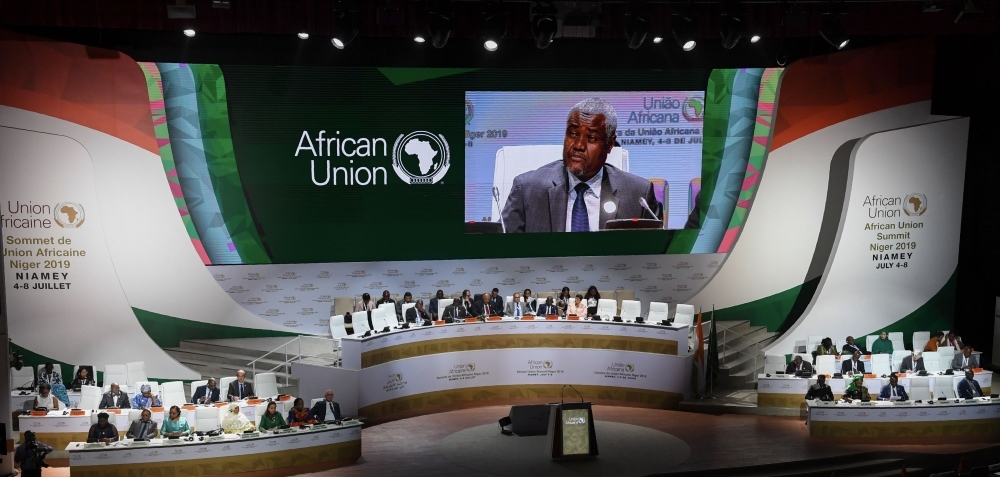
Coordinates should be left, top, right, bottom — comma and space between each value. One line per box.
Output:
545, 402, 598, 459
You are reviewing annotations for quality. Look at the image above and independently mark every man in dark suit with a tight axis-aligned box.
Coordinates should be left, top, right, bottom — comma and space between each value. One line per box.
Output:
125, 409, 158, 439
951, 346, 979, 371
899, 351, 925, 373
501, 98, 661, 234
98, 382, 131, 409
841, 350, 866, 375
405, 300, 431, 323
841, 336, 867, 355
227, 370, 255, 401
441, 299, 469, 323
489, 288, 504, 313
536, 297, 558, 316
785, 355, 813, 375
957, 370, 984, 399
804, 374, 834, 401
878, 374, 908, 401
473, 290, 499, 317
395, 292, 413, 319
192, 378, 221, 404
309, 389, 342, 422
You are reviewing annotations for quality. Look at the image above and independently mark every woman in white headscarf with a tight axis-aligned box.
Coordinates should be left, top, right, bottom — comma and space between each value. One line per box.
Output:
222, 403, 255, 434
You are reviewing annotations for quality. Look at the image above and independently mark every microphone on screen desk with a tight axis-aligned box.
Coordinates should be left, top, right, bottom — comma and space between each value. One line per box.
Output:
639, 197, 659, 220
492, 186, 506, 233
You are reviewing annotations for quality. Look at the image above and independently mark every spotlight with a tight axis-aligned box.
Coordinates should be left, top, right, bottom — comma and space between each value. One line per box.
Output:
183, 29, 196, 37
750, 34, 761, 43
625, 9, 649, 50
331, 2, 361, 49
10, 350, 23, 371
297, 32, 310, 40
672, 13, 697, 51
428, 2, 452, 48
414, 35, 426, 43
719, 14, 745, 49
481, 2, 506, 50
820, 15, 849, 50
531, 2, 558, 49
653, 36, 663, 44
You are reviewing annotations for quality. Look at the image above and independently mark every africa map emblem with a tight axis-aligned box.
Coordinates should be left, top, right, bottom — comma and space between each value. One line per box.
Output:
392, 131, 450, 184
53, 202, 85, 228
903, 193, 927, 216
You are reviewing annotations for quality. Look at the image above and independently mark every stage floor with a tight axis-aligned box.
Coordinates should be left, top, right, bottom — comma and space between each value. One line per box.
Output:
38, 405, 997, 477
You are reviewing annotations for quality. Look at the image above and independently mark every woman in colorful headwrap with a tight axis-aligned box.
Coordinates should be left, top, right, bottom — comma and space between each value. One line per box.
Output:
842, 374, 871, 402
870, 331, 894, 355
222, 403, 255, 434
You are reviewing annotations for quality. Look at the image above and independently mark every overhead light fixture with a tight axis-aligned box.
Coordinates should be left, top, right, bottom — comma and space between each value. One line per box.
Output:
183, 29, 196, 37
297, 32, 310, 40
481, 2, 506, 51
427, 1, 453, 48
331, 1, 361, 49
672, 13, 697, 51
531, 2, 558, 49
750, 34, 761, 43
954, 0, 983, 23
719, 12, 745, 50
652, 36, 663, 44
625, 4, 649, 50
414, 35, 426, 43
820, 15, 849, 50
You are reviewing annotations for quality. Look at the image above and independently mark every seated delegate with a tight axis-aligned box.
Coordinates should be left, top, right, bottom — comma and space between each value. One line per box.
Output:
259, 401, 286, 431
126, 409, 159, 439
841, 351, 866, 376
99, 382, 131, 409
70, 366, 95, 389
309, 389, 342, 421
924, 331, 944, 352
33, 383, 60, 410
842, 375, 871, 402
812, 337, 837, 363
878, 374, 908, 401
222, 403, 255, 433
951, 346, 979, 371
898, 351, 925, 373
192, 378, 222, 404
870, 332, 893, 354
567, 294, 588, 317
86, 412, 119, 443
841, 336, 867, 355
287, 398, 317, 425
131, 384, 161, 409
536, 297, 558, 316
957, 370, 984, 399
785, 355, 812, 374
161, 405, 191, 437
504, 293, 527, 319
805, 374, 834, 401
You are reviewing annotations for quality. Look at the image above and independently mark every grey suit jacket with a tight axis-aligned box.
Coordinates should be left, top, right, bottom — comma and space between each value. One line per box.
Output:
951, 354, 979, 370
126, 419, 158, 439
98, 392, 131, 409
502, 162, 660, 233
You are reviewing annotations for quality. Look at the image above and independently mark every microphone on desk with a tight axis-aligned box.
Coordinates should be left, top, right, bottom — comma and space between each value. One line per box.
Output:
639, 197, 659, 219
492, 186, 506, 233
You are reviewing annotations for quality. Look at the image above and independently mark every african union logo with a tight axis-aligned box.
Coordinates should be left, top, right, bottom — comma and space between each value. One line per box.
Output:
392, 131, 450, 184
625, 364, 634, 372
467, 363, 476, 372
681, 97, 704, 122
53, 202, 85, 228
903, 193, 927, 216
464, 99, 474, 125
544, 360, 553, 369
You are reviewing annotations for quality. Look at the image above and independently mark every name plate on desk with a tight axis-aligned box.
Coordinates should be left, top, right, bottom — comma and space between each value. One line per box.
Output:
208, 436, 225, 443
312, 424, 328, 430
894, 401, 912, 405
84, 443, 105, 449
129, 441, 150, 446
857, 402, 874, 406
279, 428, 297, 434
240, 432, 260, 439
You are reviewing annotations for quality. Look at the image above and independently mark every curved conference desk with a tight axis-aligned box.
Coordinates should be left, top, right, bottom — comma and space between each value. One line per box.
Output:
67, 421, 362, 477
758, 372, 994, 410
807, 398, 1000, 442
334, 318, 694, 424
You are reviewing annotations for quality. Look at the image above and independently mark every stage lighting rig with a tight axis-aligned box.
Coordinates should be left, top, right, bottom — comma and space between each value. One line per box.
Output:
625, 3, 649, 50
719, 2, 745, 50
331, 1, 361, 49
672, 12, 697, 51
531, 2, 558, 49
427, 1, 453, 48
481, 2, 507, 51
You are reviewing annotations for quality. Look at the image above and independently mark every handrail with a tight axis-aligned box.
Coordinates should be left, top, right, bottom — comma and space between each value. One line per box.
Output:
246, 336, 341, 388
247, 336, 303, 367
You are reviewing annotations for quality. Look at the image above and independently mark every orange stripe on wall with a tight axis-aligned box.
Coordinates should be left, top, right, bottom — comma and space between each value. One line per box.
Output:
0, 31, 158, 155
770, 37, 936, 151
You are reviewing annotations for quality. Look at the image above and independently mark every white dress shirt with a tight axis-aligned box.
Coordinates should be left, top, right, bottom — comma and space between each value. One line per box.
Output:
565, 167, 604, 232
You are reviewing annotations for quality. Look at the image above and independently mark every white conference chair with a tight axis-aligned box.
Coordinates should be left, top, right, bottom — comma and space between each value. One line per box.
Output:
952, 376, 965, 399
871, 354, 891, 376
596, 299, 617, 320
195, 406, 220, 432
892, 350, 911, 372
806, 336, 823, 356
887, 332, 904, 350
933, 378, 956, 400
218, 377, 237, 400
352, 313, 372, 335
491, 145, 629, 221
435, 298, 451, 318
134, 381, 160, 398
310, 398, 324, 410
10, 367, 34, 390
674, 304, 696, 326
79, 385, 102, 410
912, 331, 930, 351
400, 303, 416, 322
909, 379, 932, 401
381, 307, 400, 329
620, 300, 641, 322
127, 409, 142, 423
189, 380, 208, 401
160, 381, 186, 410
938, 346, 956, 367
103, 364, 128, 389
647, 302, 669, 324
368, 308, 387, 331
254, 372, 279, 398
865, 335, 878, 351
816, 355, 836, 376
330, 315, 348, 349
126, 361, 148, 385
922, 352, 941, 372
764, 355, 786, 375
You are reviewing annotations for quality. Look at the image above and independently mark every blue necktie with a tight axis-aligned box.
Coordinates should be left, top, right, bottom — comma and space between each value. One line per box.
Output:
571, 182, 590, 232
139, 421, 147, 439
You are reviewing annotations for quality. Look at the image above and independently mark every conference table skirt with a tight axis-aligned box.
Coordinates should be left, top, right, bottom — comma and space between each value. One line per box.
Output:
67, 423, 362, 477
757, 372, 993, 409
807, 398, 1000, 441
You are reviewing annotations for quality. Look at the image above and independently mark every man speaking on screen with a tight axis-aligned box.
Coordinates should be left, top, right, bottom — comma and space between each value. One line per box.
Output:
501, 97, 661, 233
